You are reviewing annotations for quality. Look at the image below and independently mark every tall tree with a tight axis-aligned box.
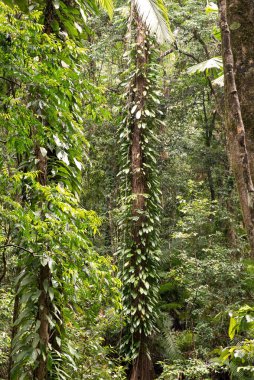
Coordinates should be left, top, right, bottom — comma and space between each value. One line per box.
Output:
118, 1, 171, 378
0, 1, 115, 379
218, 0, 254, 255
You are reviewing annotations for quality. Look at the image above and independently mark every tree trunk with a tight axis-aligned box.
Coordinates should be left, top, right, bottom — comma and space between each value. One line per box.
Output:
32, 2, 56, 376
8, 284, 19, 380
33, 264, 50, 380
227, 0, 254, 181
219, 0, 254, 255
128, 10, 155, 380
130, 343, 155, 380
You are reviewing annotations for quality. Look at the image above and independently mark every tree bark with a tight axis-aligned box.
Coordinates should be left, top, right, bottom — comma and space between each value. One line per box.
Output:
219, 0, 254, 255
33, 265, 50, 380
227, 0, 254, 181
128, 10, 155, 380
32, 1, 56, 376
8, 283, 19, 380
130, 343, 155, 380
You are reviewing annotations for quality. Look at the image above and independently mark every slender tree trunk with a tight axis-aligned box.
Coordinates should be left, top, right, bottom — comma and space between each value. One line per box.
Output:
34, 265, 50, 380
33, 2, 56, 376
202, 94, 216, 201
219, 0, 254, 255
128, 11, 155, 380
33, 144, 50, 380
8, 284, 19, 380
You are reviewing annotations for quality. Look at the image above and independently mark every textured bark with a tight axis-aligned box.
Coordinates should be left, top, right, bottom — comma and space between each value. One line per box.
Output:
32, 1, 56, 376
219, 0, 254, 255
203, 95, 216, 201
130, 344, 155, 380
8, 284, 19, 380
227, 0, 254, 180
32, 120, 50, 380
128, 10, 155, 380
43, 0, 55, 35
33, 265, 50, 380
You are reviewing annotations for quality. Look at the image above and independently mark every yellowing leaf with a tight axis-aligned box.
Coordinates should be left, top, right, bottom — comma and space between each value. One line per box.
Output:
228, 317, 237, 340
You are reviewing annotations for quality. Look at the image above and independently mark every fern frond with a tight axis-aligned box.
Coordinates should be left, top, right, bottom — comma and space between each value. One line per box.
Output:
161, 317, 182, 360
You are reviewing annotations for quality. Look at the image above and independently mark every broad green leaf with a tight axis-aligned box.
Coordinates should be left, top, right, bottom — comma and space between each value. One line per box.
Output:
96, 0, 114, 19
187, 57, 223, 75
213, 74, 224, 87
205, 2, 218, 13
229, 317, 238, 340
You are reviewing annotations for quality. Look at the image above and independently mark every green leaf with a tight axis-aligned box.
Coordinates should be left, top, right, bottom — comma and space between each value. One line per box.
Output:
136, 110, 142, 119
74, 22, 82, 33
187, 57, 223, 75
229, 317, 238, 340
205, 2, 218, 14
212, 74, 224, 87
96, 0, 114, 19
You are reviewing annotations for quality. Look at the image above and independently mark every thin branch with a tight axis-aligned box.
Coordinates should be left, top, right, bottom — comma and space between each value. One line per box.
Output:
159, 48, 174, 60
0, 229, 11, 283
0, 247, 7, 283
174, 42, 199, 62
193, 29, 210, 59
0, 76, 21, 87
0, 244, 34, 255
159, 43, 199, 62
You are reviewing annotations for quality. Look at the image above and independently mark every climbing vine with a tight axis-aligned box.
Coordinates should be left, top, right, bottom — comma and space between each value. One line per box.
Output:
117, 12, 163, 369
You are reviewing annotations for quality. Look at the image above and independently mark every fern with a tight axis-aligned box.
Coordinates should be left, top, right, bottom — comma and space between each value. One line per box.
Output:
161, 317, 182, 361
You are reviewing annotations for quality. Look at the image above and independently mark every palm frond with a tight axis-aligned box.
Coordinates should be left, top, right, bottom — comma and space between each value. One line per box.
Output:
133, 0, 173, 44
96, 0, 114, 19
206, 1, 218, 14
213, 74, 224, 87
187, 56, 223, 75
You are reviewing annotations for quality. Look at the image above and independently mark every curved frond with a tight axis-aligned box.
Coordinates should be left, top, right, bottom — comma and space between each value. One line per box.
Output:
133, 0, 173, 44
213, 74, 224, 87
187, 56, 223, 75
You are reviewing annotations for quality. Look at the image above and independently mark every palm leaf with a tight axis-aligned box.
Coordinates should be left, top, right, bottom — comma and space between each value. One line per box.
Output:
96, 0, 114, 19
187, 56, 223, 75
133, 0, 173, 44
206, 1, 218, 14
212, 74, 224, 87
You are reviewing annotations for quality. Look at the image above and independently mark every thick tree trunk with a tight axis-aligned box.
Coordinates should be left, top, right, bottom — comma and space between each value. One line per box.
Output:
219, 0, 254, 255
227, 0, 254, 181
130, 343, 155, 380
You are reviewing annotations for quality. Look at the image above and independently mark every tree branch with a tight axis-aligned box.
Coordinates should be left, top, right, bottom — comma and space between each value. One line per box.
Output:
0, 76, 21, 87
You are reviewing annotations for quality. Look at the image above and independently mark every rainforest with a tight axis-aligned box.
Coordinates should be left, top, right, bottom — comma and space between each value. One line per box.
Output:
0, 0, 254, 379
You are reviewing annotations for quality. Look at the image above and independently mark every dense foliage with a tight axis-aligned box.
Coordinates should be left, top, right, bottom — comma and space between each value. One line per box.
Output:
0, 0, 254, 379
